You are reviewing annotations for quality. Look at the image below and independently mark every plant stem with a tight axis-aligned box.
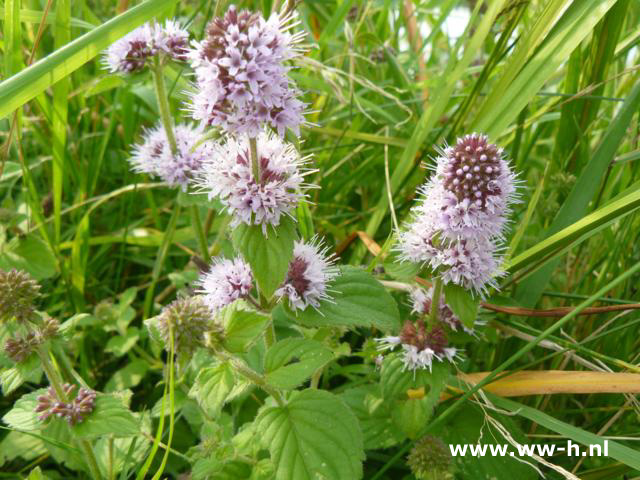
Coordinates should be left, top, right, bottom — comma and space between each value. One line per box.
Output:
428, 277, 443, 328
190, 205, 209, 260
218, 350, 284, 406
249, 136, 261, 182
37, 347, 103, 480
151, 61, 177, 155
143, 204, 182, 319
265, 320, 277, 348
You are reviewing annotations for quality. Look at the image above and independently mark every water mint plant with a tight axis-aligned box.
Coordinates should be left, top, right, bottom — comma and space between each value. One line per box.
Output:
2, 2, 640, 480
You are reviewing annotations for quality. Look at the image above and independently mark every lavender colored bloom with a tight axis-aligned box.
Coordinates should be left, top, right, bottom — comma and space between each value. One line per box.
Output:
397, 133, 516, 295
130, 123, 212, 188
104, 20, 190, 74
187, 5, 307, 136
154, 20, 190, 61
376, 322, 460, 373
276, 238, 338, 311
198, 257, 253, 312
397, 209, 503, 295
434, 133, 517, 240
193, 131, 313, 232
104, 23, 156, 74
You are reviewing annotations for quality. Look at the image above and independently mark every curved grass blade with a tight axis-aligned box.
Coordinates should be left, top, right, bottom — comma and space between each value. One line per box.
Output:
0, 0, 176, 120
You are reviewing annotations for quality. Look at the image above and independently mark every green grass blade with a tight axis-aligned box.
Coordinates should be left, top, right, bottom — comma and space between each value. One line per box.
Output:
487, 394, 640, 471
507, 187, 640, 274
52, 0, 70, 247
0, 0, 176, 120
474, 0, 618, 138
514, 80, 640, 303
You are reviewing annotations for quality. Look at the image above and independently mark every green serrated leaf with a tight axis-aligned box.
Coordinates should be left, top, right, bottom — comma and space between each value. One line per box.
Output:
256, 389, 364, 480
105, 327, 140, 357
232, 217, 297, 299
3, 389, 46, 431
291, 266, 400, 331
264, 338, 333, 390
443, 284, 478, 329
0, 235, 56, 280
188, 362, 235, 416
221, 303, 270, 353
340, 385, 404, 450
1, 354, 42, 394
72, 394, 139, 438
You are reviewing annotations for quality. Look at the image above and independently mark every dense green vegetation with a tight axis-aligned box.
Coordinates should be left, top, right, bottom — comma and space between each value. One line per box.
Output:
1, 0, 640, 478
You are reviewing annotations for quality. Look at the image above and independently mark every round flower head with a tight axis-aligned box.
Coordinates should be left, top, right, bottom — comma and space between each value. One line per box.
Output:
157, 296, 213, 355
4, 333, 38, 363
377, 322, 461, 373
35, 384, 97, 426
407, 435, 453, 480
198, 257, 253, 312
130, 123, 212, 188
397, 206, 503, 296
0, 269, 40, 322
104, 23, 156, 73
154, 20, 190, 61
434, 133, 517, 240
187, 5, 307, 136
276, 238, 338, 311
193, 131, 313, 232
104, 20, 189, 74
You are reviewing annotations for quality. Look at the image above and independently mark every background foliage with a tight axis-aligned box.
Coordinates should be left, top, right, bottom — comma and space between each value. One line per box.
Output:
1, 0, 640, 478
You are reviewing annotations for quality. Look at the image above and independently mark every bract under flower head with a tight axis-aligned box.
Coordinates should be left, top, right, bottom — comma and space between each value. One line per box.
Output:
193, 131, 313, 232
275, 238, 338, 311
410, 287, 479, 335
130, 123, 212, 188
187, 5, 307, 136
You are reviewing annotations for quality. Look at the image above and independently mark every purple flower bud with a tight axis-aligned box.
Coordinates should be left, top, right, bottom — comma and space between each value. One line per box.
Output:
4, 333, 38, 363
104, 20, 190, 74
0, 269, 40, 323
157, 296, 214, 355
35, 384, 97, 425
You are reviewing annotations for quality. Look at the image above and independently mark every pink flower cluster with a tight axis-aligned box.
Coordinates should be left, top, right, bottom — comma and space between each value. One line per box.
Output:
187, 5, 307, 136
104, 20, 189, 74
398, 133, 517, 295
